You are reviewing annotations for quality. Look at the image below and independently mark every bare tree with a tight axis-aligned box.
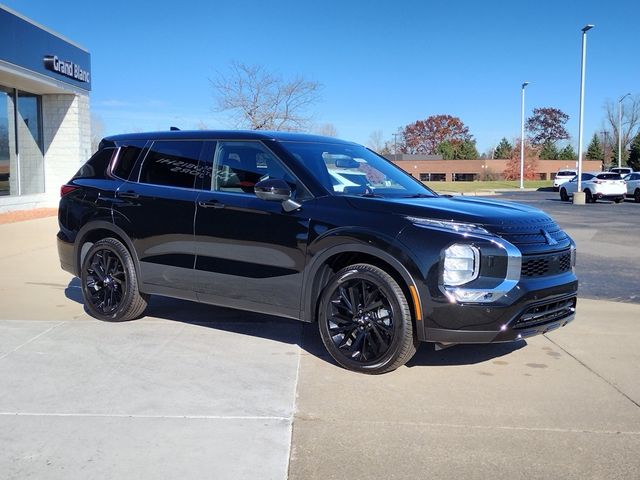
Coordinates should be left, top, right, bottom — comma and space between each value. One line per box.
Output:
604, 95, 640, 161
211, 61, 321, 131
90, 114, 105, 153
367, 130, 384, 152
314, 123, 338, 137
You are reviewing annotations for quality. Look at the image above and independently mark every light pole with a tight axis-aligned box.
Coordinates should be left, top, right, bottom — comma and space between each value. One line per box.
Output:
574, 24, 594, 205
520, 82, 529, 189
618, 93, 631, 168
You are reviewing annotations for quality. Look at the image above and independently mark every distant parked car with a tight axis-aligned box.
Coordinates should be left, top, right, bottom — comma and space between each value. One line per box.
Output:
560, 172, 626, 203
553, 169, 577, 190
609, 167, 633, 175
623, 173, 640, 203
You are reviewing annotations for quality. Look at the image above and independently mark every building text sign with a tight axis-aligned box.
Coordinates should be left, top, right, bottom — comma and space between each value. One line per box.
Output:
43, 55, 90, 83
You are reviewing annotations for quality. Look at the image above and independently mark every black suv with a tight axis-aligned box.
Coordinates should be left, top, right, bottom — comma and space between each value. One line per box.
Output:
58, 131, 578, 374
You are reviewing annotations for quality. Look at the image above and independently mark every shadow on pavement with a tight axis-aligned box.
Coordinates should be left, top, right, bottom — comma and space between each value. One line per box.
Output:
65, 278, 527, 370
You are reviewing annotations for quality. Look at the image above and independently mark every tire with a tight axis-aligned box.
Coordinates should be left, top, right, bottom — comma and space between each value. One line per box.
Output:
80, 237, 148, 321
560, 188, 569, 201
614, 197, 624, 204
317, 263, 418, 374
635, 189, 640, 203
584, 189, 594, 203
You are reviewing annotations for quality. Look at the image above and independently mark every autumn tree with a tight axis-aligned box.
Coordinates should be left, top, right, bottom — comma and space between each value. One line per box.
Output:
628, 131, 640, 171
526, 107, 570, 146
210, 61, 321, 131
586, 133, 603, 160
493, 138, 512, 159
502, 141, 538, 180
400, 115, 472, 154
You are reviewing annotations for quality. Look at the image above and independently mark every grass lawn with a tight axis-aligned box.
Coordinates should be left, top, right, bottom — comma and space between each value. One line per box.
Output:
424, 180, 553, 193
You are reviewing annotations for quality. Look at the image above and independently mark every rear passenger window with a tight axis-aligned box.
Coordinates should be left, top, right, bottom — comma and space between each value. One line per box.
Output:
113, 146, 144, 180
139, 141, 203, 189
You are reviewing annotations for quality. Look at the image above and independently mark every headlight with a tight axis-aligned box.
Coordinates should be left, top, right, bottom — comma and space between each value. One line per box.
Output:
406, 217, 491, 236
443, 244, 479, 286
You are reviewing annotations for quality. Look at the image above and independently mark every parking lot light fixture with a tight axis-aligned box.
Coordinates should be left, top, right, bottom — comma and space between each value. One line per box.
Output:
618, 93, 631, 169
520, 82, 529, 189
575, 24, 594, 204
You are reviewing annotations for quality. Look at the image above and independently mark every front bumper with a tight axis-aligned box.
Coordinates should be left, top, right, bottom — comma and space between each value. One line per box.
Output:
421, 273, 578, 344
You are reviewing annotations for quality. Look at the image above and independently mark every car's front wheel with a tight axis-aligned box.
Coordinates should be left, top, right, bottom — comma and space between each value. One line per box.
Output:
318, 263, 418, 374
80, 237, 149, 322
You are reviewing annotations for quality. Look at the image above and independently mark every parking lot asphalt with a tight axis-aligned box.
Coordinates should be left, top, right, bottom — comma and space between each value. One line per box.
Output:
1, 204, 639, 479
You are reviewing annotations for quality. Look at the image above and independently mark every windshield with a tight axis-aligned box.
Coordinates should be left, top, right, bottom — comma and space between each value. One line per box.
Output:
279, 141, 437, 198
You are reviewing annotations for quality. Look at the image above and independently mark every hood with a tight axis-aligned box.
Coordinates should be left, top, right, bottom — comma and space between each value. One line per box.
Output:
345, 195, 571, 254
345, 195, 552, 228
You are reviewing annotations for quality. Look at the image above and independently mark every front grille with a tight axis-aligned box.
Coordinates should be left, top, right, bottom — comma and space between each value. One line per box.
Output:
513, 296, 576, 329
521, 250, 572, 277
493, 217, 570, 254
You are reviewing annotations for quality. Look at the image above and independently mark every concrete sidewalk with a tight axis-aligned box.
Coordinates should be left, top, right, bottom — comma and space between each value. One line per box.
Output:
1, 217, 639, 479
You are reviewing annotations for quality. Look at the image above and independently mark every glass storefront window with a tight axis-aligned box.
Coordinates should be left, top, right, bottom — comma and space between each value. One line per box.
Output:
0, 86, 44, 197
0, 87, 15, 196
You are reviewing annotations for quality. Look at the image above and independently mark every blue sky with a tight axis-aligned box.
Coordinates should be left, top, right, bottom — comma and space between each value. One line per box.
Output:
4, 0, 639, 152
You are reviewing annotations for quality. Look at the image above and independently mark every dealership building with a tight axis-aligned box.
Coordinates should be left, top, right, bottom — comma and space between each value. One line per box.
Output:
0, 4, 91, 212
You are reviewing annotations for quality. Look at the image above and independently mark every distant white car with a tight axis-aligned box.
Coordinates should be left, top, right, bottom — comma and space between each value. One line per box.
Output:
609, 167, 633, 176
553, 169, 577, 190
623, 172, 640, 203
560, 172, 626, 203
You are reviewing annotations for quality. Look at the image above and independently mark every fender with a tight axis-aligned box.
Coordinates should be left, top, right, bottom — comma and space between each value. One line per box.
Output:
73, 219, 142, 281
300, 227, 425, 331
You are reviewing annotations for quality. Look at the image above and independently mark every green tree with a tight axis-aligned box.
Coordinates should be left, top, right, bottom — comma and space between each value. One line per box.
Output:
493, 138, 512, 159
558, 144, 577, 161
629, 132, 640, 171
539, 141, 559, 160
436, 140, 479, 159
585, 133, 603, 160
458, 140, 479, 159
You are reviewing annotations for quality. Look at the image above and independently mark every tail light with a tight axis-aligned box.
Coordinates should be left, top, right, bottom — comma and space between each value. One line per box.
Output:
60, 184, 78, 197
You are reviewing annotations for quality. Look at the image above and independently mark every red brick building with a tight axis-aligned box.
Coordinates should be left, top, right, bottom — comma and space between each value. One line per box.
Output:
387, 154, 602, 182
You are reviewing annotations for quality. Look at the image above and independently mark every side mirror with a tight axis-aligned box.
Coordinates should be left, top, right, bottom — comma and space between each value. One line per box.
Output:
255, 178, 292, 202
254, 178, 301, 212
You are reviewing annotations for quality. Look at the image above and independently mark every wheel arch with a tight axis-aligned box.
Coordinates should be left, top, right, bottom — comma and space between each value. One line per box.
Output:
301, 242, 423, 338
74, 221, 141, 280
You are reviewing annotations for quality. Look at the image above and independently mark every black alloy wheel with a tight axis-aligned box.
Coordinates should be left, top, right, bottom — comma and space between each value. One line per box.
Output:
81, 238, 148, 321
560, 188, 569, 201
318, 264, 417, 374
584, 189, 594, 203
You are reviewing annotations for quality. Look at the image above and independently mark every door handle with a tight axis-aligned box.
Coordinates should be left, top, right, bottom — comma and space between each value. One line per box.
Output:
198, 200, 225, 209
118, 191, 139, 199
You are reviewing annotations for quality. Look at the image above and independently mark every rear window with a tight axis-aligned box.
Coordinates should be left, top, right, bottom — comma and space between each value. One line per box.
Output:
139, 140, 203, 189
597, 173, 622, 180
557, 170, 576, 176
73, 148, 115, 179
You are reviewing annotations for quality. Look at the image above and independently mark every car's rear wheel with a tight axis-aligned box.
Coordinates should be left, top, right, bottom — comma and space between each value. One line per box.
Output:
615, 197, 624, 203
560, 188, 569, 201
318, 263, 418, 374
635, 189, 640, 203
81, 238, 148, 321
